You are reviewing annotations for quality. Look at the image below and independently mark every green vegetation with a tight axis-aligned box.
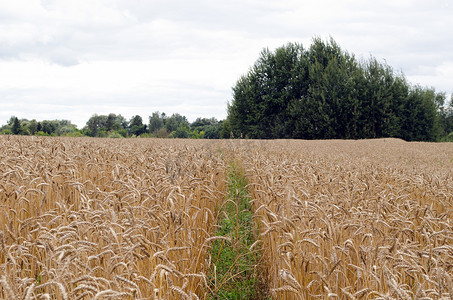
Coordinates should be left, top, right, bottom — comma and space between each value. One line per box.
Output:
0, 113, 224, 139
0, 117, 81, 136
226, 37, 453, 141
1, 37, 452, 141
210, 162, 267, 299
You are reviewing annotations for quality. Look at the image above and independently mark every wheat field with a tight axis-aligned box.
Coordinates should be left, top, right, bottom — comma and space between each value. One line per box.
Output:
235, 139, 453, 299
1, 136, 452, 299
0, 136, 226, 299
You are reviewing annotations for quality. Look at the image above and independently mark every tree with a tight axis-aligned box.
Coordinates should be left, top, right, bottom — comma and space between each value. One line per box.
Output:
228, 42, 308, 138
191, 117, 217, 129
106, 113, 116, 131
129, 115, 143, 128
204, 121, 223, 139
27, 119, 39, 135
173, 124, 190, 138
11, 117, 21, 135
149, 111, 164, 134
165, 113, 189, 132
226, 37, 443, 141
129, 115, 147, 136
114, 114, 128, 130
85, 114, 107, 137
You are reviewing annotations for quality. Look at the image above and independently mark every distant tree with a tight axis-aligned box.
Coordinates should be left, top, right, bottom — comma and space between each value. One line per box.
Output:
129, 115, 143, 128
129, 115, 147, 136
7, 116, 16, 126
220, 119, 233, 138
173, 124, 190, 138
11, 117, 21, 135
190, 118, 222, 139
191, 117, 217, 129
114, 114, 128, 129
27, 119, 39, 135
104, 113, 126, 131
85, 114, 108, 137
165, 113, 188, 132
447, 96, 453, 134
401, 86, 438, 141
204, 121, 223, 139
228, 42, 308, 138
56, 124, 78, 136
38, 120, 60, 135
149, 111, 164, 134
106, 113, 116, 131
433, 92, 453, 138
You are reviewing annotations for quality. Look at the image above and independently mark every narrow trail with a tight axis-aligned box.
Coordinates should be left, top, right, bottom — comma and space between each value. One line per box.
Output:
209, 159, 269, 299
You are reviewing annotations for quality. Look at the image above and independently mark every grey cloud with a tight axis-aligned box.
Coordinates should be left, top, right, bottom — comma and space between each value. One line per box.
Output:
0, 0, 452, 127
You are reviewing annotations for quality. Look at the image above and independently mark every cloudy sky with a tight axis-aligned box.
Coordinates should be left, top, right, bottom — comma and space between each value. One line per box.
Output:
1, 0, 452, 128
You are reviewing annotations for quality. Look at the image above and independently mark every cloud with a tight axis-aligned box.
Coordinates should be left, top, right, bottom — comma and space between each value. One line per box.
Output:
0, 0, 452, 127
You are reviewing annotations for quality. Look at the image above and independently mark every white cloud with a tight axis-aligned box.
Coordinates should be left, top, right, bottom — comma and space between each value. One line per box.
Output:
0, 0, 452, 128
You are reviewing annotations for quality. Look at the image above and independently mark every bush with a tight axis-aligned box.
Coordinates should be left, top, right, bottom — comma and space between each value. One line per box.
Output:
172, 125, 189, 138
139, 133, 151, 138
108, 132, 124, 138
154, 128, 169, 138
190, 130, 205, 139
0, 129, 13, 135
35, 131, 49, 136
441, 132, 453, 142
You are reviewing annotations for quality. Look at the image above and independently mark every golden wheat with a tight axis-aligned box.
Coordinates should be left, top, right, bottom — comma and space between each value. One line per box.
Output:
0, 136, 226, 299
234, 138, 453, 299
1, 136, 452, 299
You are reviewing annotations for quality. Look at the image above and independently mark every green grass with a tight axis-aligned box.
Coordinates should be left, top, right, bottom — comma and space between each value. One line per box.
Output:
209, 162, 268, 299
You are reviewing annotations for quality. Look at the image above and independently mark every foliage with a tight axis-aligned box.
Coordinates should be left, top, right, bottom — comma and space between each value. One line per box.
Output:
441, 131, 453, 142
0, 129, 13, 135
227, 37, 450, 141
107, 132, 124, 138
1, 113, 227, 139
154, 127, 169, 138
84, 114, 127, 137
0, 117, 79, 136
11, 117, 22, 135
165, 113, 189, 132
189, 129, 205, 139
170, 124, 190, 138
148, 111, 165, 134
191, 118, 223, 139
35, 131, 49, 136
129, 115, 147, 136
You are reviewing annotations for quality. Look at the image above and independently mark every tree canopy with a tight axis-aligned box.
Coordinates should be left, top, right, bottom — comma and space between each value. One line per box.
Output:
226, 37, 451, 141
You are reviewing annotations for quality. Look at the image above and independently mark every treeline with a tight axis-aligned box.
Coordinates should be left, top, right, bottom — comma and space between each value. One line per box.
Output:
225, 37, 453, 141
0, 113, 226, 139
2, 38, 453, 142
0, 117, 81, 137
83, 112, 224, 138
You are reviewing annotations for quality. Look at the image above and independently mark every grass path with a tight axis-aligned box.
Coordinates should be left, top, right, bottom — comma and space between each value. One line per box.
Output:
209, 161, 269, 299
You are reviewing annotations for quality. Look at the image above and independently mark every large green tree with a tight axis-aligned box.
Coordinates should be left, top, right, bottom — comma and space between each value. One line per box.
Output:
226, 37, 443, 141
